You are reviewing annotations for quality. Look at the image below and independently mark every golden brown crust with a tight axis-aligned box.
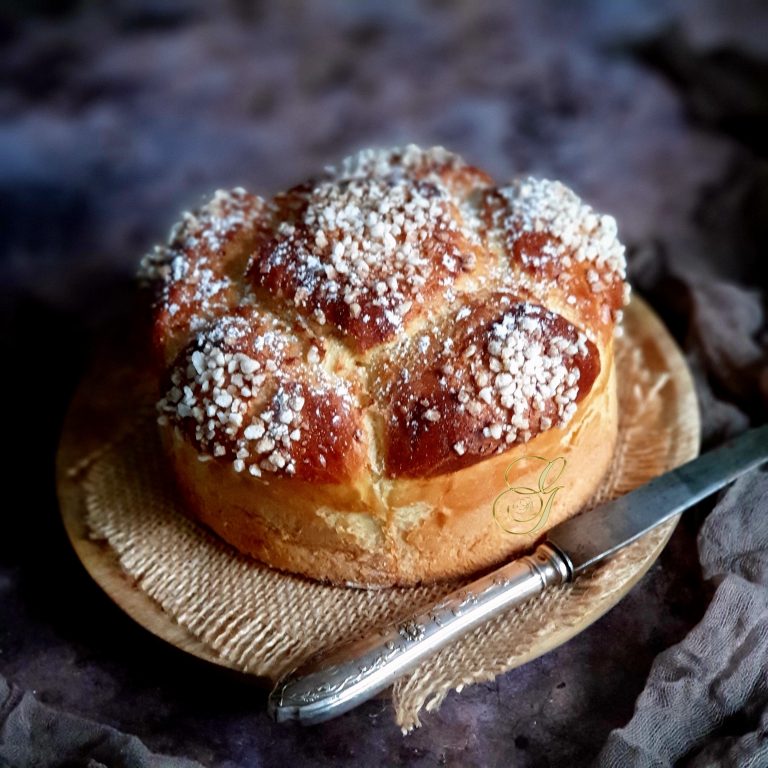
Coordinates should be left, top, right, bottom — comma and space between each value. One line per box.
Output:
247, 154, 490, 352
155, 307, 368, 483
374, 292, 601, 478
140, 144, 629, 586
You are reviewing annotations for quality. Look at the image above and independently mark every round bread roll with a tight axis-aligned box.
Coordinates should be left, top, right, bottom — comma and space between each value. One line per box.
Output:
139, 145, 628, 587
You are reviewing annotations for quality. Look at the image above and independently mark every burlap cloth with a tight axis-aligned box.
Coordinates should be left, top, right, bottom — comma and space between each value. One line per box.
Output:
61, 297, 699, 732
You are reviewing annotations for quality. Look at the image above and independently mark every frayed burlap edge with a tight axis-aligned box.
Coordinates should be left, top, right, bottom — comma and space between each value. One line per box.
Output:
59, 297, 700, 732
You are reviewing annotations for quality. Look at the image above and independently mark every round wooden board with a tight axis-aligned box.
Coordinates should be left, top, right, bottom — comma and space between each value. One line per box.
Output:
56, 294, 700, 681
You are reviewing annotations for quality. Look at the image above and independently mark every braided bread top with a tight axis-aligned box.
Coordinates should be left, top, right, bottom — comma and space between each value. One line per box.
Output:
139, 145, 628, 482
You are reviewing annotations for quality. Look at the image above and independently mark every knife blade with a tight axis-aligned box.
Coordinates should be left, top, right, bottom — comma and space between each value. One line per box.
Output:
548, 424, 768, 575
268, 426, 768, 725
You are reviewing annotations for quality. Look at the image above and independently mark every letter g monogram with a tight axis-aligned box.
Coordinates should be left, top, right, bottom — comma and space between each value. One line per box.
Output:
492, 456, 566, 535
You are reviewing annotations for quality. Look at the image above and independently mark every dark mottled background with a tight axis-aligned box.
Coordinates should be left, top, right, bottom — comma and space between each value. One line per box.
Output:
1, 1, 767, 766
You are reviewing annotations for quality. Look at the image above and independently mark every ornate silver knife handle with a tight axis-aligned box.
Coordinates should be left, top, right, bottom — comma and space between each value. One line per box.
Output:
267, 426, 768, 725
267, 543, 571, 724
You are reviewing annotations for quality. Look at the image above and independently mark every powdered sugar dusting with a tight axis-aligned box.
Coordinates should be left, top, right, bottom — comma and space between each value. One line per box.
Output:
332, 145, 465, 181
377, 294, 601, 477
485, 178, 628, 331
480, 304, 586, 438
493, 178, 626, 279
140, 188, 264, 334
156, 313, 355, 477
252, 145, 481, 349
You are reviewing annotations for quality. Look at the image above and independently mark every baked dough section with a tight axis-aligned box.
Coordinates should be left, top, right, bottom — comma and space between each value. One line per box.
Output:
141, 145, 627, 586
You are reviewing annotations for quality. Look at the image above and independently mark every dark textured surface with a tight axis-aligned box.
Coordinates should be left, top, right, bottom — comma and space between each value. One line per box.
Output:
1, 1, 767, 766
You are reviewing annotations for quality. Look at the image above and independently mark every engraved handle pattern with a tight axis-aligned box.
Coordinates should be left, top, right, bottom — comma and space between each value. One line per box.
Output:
268, 543, 571, 724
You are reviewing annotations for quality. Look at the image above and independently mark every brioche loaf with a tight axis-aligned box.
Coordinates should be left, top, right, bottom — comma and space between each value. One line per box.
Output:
139, 145, 628, 586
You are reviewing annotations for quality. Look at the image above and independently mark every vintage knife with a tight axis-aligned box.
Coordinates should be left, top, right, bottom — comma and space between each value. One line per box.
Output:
268, 426, 768, 724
